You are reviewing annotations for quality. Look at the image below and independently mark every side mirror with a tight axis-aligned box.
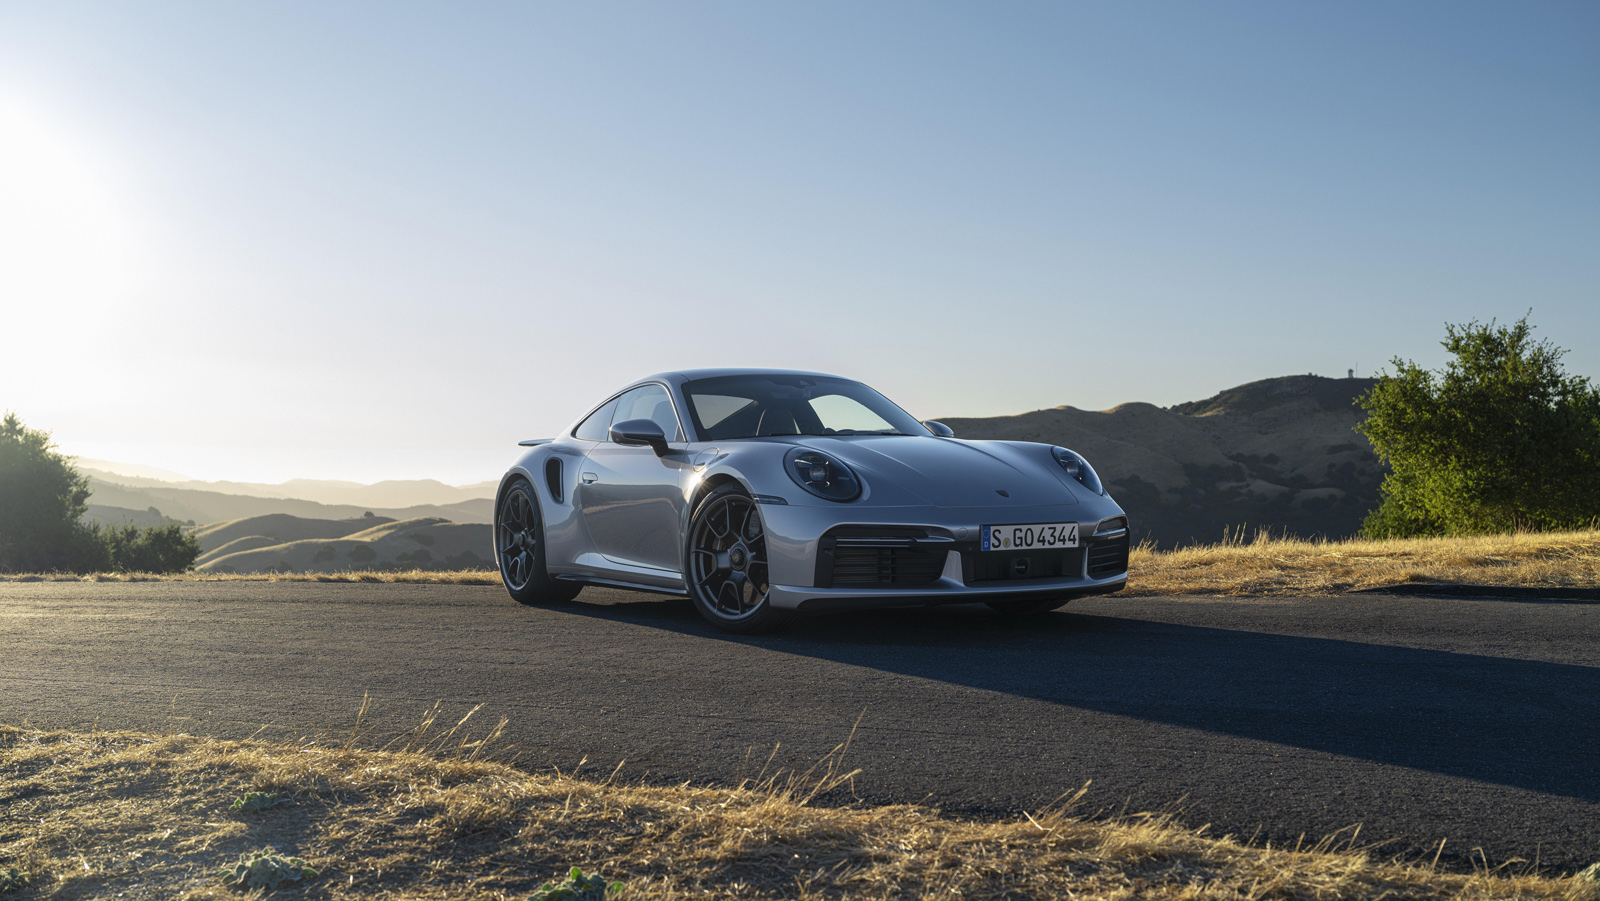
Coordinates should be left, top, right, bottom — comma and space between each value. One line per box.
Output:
924, 420, 955, 438
610, 418, 669, 455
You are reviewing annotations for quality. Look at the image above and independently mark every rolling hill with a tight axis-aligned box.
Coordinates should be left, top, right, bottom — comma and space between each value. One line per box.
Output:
190, 513, 399, 555
941, 375, 1385, 548
194, 517, 493, 574
70, 460, 497, 509
80, 477, 492, 526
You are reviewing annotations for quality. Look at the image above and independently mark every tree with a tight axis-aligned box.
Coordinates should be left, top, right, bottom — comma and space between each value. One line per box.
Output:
97, 523, 202, 573
1356, 315, 1600, 536
0, 413, 202, 573
0, 412, 103, 571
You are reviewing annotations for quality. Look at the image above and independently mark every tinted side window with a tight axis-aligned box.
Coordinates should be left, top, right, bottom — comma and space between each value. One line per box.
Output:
612, 384, 683, 441
572, 397, 619, 442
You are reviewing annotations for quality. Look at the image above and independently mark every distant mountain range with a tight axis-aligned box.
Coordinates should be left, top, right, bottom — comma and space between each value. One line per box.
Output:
942, 375, 1385, 548
75, 373, 1385, 549
189, 514, 492, 574
77, 469, 495, 527
72, 460, 497, 508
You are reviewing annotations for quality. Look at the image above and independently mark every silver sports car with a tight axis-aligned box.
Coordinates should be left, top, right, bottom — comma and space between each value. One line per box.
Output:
496, 369, 1129, 632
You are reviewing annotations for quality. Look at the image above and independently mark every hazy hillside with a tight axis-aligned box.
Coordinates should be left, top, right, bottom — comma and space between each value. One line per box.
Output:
941, 375, 1385, 548
191, 513, 398, 554
82, 477, 492, 526
82, 505, 186, 528
73, 460, 496, 510
196, 517, 493, 574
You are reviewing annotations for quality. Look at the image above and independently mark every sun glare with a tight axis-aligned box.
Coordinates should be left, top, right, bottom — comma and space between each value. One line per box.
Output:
0, 92, 133, 333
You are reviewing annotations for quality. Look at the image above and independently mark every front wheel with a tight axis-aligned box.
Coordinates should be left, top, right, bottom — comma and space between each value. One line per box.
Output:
496, 478, 582, 605
685, 484, 791, 633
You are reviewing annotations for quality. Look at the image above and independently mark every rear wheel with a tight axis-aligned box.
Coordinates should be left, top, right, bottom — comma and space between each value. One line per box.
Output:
686, 484, 791, 633
496, 478, 582, 605
986, 597, 1071, 615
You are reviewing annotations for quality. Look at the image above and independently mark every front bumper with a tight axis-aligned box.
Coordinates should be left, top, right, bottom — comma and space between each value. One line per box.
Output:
770, 560, 1127, 611
757, 500, 1129, 611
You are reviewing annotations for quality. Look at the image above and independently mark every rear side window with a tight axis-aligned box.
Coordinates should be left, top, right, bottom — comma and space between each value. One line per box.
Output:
572, 397, 619, 442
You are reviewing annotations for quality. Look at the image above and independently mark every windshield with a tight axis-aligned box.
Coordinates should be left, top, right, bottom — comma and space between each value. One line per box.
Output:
682, 374, 931, 440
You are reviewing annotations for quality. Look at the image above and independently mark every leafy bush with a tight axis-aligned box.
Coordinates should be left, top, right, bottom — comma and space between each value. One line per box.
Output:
526, 867, 624, 901
0, 412, 98, 572
229, 791, 290, 812
96, 522, 202, 573
1357, 315, 1600, 537
0, 413, 202, 573
218, 847, 316, 890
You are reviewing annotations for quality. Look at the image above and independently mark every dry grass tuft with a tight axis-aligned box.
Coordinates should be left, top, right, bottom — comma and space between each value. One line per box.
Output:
1127, 528, 1600, 597
1, 721, 1592, 900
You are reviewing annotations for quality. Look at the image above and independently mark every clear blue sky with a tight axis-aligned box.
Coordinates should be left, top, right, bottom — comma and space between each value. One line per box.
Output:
1, 1, 1595, 484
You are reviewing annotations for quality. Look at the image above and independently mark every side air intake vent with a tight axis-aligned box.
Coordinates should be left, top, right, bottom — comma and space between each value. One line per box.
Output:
1086, 534, 1129, 578
544, 458, 564, 503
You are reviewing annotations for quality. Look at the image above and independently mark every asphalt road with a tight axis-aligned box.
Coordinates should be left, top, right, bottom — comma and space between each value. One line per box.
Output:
3, 582, 1597, 872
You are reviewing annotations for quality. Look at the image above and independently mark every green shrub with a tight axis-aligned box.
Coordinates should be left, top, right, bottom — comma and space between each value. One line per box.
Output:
218, 847, 316, 890
1358, 315, 1600, 537
0, 413, 201, 573
229, 791, 290, 812
0, 412, 97, 572
0, 867, 27, 893
96, 522, 202, 573
526, 867, 623, 901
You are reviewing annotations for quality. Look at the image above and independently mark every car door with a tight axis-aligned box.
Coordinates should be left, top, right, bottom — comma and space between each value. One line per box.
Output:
576, 384, 693, 573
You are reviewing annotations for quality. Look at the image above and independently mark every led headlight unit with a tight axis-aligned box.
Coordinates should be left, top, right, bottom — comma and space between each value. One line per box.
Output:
783, 448, 861, 501
1052, 446, 1105, 496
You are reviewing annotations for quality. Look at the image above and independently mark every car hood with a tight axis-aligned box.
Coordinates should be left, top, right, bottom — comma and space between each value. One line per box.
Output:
791, 436, 1081, 507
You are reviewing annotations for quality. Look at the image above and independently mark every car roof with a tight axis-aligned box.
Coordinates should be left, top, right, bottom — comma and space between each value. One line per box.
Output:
624, 368, 851, 391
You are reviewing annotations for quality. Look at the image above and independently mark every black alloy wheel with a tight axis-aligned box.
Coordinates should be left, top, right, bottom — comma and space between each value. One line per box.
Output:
686, 484, 789, 632
496, 478, 580, 605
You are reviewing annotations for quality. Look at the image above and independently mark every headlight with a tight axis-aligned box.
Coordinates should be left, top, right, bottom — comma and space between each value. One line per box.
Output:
1052, 446, 1104, 496
783, 448, 861, 501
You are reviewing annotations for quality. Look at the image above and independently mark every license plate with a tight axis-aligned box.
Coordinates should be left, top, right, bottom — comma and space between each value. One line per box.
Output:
981, 522, 1079, 551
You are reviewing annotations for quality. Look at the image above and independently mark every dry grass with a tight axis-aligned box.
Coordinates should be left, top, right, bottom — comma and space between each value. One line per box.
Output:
1124, 528, 1600, 598
2, 719, 1593, 901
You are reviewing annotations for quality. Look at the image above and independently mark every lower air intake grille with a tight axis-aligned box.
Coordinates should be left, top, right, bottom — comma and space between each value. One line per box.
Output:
829, 545, 946, 587
1087, 535, 1130, 578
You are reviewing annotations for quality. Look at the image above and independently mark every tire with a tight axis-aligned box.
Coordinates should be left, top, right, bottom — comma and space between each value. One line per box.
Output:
685, 483, 791, 633
986, 596, 1071, 615
495, 477, 582, 605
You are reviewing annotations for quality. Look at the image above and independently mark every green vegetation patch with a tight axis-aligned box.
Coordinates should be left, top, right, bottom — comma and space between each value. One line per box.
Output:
526, 867, 625, 900
218, 846, 317, 890
0, 413, 201, 574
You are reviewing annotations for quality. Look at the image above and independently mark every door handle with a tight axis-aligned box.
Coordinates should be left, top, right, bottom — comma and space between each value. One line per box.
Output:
581, 472, 598, 484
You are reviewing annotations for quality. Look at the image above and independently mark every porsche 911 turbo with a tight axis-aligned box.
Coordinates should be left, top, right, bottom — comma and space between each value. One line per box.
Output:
496, 369, 1129, 631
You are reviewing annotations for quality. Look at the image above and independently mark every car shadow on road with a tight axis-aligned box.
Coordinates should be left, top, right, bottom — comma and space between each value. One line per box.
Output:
554, 594, 1600, 804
